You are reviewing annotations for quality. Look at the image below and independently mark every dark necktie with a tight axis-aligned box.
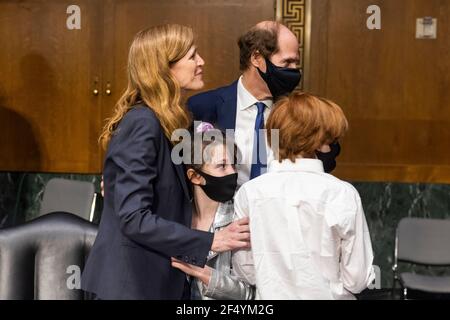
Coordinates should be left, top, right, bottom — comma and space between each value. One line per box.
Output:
250, 102, 267, 179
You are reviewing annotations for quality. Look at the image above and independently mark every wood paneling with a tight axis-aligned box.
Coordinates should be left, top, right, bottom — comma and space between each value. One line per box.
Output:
0, 0, 103, 173
0, 0, 276, 173
308, 0, 450, 183
102, 0, 276, 120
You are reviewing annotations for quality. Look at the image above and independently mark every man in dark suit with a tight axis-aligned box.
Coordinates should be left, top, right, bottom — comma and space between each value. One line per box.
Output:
188, 21, 340, 186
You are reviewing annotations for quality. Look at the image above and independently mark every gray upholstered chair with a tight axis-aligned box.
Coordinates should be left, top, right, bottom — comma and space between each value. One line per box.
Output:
0, 212, 97, 300
39, 178, 96, 222
393, 217, 450, 299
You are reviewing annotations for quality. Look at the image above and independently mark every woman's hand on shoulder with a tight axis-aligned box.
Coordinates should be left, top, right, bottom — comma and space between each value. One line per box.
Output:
211, 217, 251, 253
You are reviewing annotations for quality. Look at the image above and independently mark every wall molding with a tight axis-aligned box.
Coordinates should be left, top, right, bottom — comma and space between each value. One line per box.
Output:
276, 0, 310, 89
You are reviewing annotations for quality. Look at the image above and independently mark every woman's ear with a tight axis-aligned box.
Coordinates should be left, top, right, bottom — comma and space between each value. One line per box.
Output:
187, 168, 206, 186
250, 50, 266, 72
317, 144, 331, 153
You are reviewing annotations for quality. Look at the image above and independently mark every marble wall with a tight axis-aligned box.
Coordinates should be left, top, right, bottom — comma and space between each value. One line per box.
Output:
0, 172, 102, 227
354, 182, 450, 288
0, 172, 449, 288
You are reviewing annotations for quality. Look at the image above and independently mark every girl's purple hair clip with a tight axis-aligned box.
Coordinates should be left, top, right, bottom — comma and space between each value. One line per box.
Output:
195, 122, 215, 133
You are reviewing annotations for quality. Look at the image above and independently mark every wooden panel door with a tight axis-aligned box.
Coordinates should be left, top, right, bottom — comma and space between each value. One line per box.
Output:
0, 0, 103, 173
101, 0, 276, 121
308, 0, 450, 183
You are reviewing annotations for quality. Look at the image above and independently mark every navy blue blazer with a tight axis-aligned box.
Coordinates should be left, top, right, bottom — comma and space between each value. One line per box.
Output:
81, 105, 213, 299
187, 81, 341, 173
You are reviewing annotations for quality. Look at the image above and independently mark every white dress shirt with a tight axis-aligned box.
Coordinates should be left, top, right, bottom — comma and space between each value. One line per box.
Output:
232, 158, 375, 300
235, 76, 273, 187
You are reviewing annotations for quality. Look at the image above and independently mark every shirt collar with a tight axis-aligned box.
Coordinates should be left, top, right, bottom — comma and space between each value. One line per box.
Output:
237, 76, 273, 111
268, 158, 325, 174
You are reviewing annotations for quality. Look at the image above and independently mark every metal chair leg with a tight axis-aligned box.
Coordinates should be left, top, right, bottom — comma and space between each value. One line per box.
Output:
392, 265, 398, 300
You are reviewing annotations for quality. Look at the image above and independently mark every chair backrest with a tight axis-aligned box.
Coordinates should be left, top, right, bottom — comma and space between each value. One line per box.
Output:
0, 212, 98, 300
396, 217, 450, 265
39, 178, 95, 221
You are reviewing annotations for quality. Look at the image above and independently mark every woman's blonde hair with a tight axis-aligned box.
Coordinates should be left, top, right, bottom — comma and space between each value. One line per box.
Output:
99, 24, 194, 149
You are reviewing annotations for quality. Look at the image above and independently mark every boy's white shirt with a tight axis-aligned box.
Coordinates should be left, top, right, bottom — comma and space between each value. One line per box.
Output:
232, 158, 375, 300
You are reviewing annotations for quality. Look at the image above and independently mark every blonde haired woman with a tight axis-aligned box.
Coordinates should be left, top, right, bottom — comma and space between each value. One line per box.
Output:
82, 25, 250, 300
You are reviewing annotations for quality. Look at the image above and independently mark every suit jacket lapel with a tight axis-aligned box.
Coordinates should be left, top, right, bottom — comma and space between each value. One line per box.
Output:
217, 81, 238, 130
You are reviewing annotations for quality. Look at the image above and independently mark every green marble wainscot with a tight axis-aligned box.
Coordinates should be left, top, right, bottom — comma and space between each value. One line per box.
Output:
0, 172, 22, 227
354, 182, 450, 289
0, 172, 102, 228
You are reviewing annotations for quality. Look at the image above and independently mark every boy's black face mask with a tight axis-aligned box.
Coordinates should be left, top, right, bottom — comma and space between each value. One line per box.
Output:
257, 57, 302, 99
195, 170, 238, 203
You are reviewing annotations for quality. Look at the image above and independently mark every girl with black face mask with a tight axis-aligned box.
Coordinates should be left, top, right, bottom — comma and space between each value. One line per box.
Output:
171, 122, 255, 300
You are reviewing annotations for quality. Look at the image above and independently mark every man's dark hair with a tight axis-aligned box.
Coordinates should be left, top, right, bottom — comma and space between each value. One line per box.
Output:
237, 23, 280, 71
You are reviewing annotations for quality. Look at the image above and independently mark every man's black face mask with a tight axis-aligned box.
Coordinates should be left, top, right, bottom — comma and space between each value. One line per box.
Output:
257, 57, 302, 100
